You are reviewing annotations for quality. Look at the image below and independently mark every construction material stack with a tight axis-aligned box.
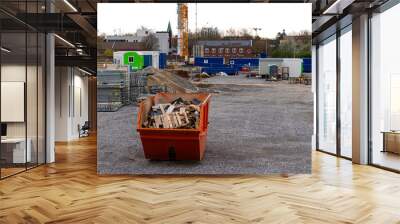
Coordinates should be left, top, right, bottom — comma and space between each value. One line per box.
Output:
137, 93, 211, 161
143, 97, 201, 129
97, 67, 130, 112
130, 70, 148, 103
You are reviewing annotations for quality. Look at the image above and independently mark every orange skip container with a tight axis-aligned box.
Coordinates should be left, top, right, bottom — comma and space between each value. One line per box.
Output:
137, 93, 211, 161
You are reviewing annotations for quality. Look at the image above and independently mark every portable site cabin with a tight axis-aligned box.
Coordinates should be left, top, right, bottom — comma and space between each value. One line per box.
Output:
113, 51, 143, 70
259, 58, 303, 77
113, 51, 161, 70
258, 58, 284, 75
137, 51, 160, 69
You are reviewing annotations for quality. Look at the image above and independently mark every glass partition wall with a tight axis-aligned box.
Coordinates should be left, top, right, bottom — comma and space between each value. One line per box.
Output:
317, 35, 337, 155
315, 0, 400, 172
339, 26, 352, 159
0, 2, 46, 179
370, 3, 400, 171
316, 25, 352, 159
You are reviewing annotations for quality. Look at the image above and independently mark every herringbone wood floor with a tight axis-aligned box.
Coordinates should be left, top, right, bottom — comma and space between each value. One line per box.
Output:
1, 135, 400, 224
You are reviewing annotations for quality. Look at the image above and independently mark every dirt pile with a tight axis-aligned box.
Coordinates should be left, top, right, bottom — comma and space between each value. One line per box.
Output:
144, 67, 198, 93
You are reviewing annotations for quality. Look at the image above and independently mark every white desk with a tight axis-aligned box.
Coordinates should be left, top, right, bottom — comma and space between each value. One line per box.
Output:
1, 138, 31, 163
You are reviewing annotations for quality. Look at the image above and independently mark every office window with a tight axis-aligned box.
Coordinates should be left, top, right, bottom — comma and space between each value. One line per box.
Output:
232, 48, 237, 54
211, 48, 216, 54
371, 3, 400, 171
204, 48, 209, 54
239, 48, 244, 53
317, 35, 337, 154
340, 27, 352, 158
219, 48, 224, 54
225, 48, 230, 54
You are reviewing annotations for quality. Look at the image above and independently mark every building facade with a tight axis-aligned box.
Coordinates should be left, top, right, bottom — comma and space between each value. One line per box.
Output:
105, 28, 170, 54
192, 40, 256, 60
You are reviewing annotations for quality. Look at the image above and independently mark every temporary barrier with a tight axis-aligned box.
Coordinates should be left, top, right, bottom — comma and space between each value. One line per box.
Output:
159, 53, 167, 69
229, 58, 259, 67
137, 93, 211, 161
194, 57, 224, 66
302, 58, 312, 73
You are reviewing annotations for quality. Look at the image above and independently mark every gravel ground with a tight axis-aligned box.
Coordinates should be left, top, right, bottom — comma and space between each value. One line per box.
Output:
98, 76, 313, 174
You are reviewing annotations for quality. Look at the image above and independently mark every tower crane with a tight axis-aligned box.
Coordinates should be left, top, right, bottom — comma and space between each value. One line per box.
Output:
177, 3, 189, 61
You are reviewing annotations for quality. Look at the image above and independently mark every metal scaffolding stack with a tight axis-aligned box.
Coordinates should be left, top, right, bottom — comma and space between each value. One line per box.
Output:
129, 70, 172, 102
130, 71, 149, 102
97, 68, 130, 112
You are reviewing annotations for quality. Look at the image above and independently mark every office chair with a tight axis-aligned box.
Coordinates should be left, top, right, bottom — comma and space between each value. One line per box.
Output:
79, 121, 90, 138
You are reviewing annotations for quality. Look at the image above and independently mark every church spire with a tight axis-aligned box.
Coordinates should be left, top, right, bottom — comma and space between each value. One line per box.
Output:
167, 21, 172, 34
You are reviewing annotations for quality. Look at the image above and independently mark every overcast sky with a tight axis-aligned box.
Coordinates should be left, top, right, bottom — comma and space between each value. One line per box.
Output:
98, 3, 311, 39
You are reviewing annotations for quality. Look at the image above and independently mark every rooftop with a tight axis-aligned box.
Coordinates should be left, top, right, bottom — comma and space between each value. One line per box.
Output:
196, 40, 252, 47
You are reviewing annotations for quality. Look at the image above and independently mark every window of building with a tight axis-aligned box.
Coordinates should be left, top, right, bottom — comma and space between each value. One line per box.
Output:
205, 48, 209, 54
315, 24, 353, 159
232, 48, 237, 54
211, 48, 216, 54
239, 48, 244, 53
370, 3, 400, 171
317, 35, 337, 155
339, 26, 352, 158
225, 48, 230, 54
219, 48, 224, 54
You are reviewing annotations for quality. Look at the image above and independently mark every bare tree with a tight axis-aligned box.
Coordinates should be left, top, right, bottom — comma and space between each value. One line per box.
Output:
239, 28, 252, 39
225, 28, 237, 37
142, 33, 159, 51
198, 27, 221, 40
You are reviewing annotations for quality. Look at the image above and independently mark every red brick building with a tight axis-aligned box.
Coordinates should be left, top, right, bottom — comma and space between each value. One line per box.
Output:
193, 40, 257, 60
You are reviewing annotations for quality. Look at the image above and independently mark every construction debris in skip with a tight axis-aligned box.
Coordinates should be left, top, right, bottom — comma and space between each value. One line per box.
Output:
143, 97, 202, 129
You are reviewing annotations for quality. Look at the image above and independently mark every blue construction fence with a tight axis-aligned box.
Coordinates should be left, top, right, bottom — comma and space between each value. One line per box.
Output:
159, 53, 167, 69
302, 58, 311, 73
194, 56, 312, 75
195, 57, 259, 75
